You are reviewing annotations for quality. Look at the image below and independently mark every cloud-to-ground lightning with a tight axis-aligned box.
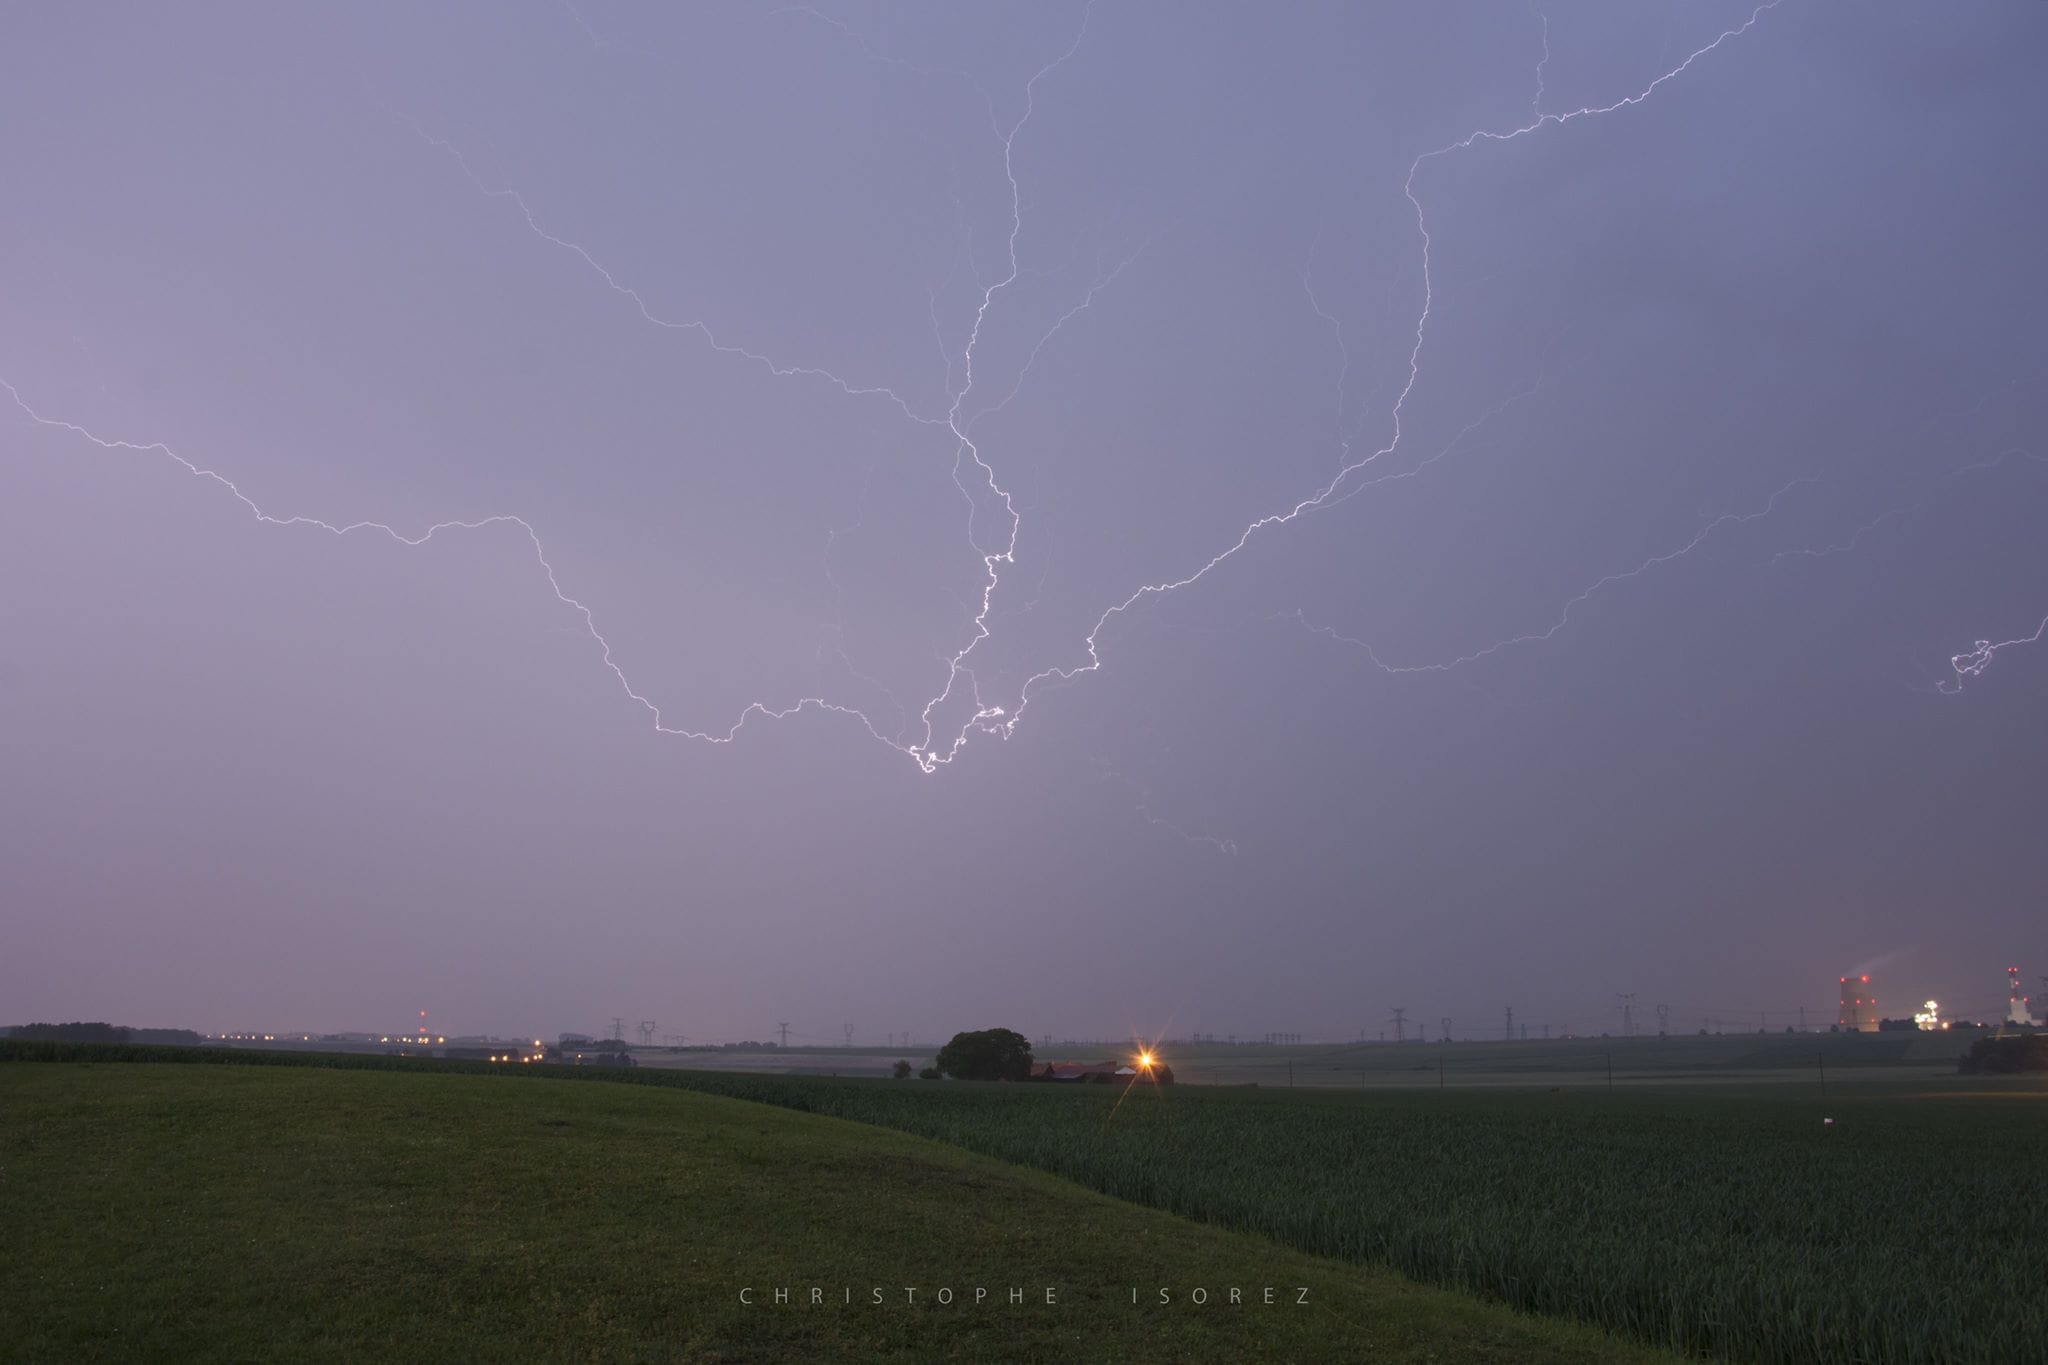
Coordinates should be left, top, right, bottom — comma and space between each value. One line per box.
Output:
8, 1, 1811, 789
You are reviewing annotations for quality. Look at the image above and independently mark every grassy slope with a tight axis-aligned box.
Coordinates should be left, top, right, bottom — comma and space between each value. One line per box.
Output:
0, 1063, 1664, 1364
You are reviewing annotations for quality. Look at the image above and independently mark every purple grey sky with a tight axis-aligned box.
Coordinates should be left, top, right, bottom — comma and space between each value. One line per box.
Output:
3, 1, 2044, 1043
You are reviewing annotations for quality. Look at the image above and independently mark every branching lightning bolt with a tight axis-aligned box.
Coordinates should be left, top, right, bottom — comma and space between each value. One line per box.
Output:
986, 3, 1781, 740
7, 1, 1800, 786
0, 378, 912, 750
407, 119, 948, 435
903, 3, 1099, 771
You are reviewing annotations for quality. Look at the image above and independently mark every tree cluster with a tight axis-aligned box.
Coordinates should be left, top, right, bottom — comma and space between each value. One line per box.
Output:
1958, 1033, 2048, 1074
8, 1022, 131, 1043
933, 1028, 1034, 1081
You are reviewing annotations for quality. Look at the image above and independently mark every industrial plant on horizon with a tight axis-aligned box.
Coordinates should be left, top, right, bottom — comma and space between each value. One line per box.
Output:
1837, 964, 2038, 1033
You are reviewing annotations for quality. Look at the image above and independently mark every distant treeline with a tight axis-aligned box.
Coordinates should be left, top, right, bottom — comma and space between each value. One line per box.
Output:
7, 1022, 207, 1046
0, 1040, 780, 1093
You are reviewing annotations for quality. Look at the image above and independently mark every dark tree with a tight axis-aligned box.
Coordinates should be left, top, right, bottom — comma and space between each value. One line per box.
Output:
1958, 1033, 2048, 1074
891, 1060, 913, 1079
918, 1066, 942, 1080
934, 1028, 1034, 1081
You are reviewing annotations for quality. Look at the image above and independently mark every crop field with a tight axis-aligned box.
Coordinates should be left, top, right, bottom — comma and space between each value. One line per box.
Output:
1134, 1029, 1983, 1088
6, 1042, 2042, 1362
649, 1069, 2046, 1363
613, 1027, 1983, 1088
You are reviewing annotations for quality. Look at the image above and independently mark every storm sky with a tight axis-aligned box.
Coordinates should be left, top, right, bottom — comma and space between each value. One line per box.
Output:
4, 1, 2044, 1043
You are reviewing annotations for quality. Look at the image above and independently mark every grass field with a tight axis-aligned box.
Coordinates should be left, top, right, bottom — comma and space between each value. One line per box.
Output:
0, 1056, 1663, 1364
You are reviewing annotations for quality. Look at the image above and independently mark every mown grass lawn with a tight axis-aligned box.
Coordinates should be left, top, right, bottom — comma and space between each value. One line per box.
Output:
0, 1061, 1664, 1363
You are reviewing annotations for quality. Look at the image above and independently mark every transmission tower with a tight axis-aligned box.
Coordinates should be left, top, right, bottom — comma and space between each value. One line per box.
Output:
1655, 1004, 1669, 1037
1388, 1007, 1408, 1043
1440, 1015, 1453, 1042
1504, 1005, 1514, 1041
776, 1021, 790, 1048
843, 1023, 854, 1047
610, 1017, 624, 1043
637, 1019, 656, 1046
1615, 994, 1637, 1037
